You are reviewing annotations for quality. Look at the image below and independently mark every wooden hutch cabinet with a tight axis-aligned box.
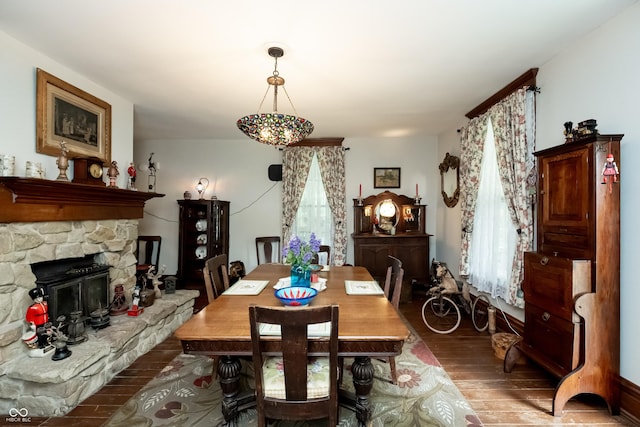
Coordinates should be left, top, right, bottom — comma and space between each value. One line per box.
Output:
352, 191, 431, 289
177, 199, 230, 297
506, 134, 621, 415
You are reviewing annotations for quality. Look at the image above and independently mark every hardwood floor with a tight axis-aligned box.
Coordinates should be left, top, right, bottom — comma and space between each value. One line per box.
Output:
28, 296, 633, 426
401, 296, 633, 426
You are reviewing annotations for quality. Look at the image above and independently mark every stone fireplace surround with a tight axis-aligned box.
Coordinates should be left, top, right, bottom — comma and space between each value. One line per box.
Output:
0, 179, 197, 417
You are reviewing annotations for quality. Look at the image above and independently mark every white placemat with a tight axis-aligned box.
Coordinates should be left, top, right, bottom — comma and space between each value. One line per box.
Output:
273, 277, 327, 292
222, 280, 270, 295
344, 280, 384, 295
259, 321, 331, 336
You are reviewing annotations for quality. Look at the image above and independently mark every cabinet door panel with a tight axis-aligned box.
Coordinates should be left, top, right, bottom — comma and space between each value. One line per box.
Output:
538, 147, 592, 258
355, 244, 390, 281
393, 243, 428, 283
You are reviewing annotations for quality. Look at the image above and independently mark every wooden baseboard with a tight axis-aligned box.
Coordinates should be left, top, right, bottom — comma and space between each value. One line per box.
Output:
620, 376, 640, 423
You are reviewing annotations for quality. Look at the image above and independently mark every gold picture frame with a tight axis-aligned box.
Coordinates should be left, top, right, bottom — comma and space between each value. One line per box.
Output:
36, 68, 111, 163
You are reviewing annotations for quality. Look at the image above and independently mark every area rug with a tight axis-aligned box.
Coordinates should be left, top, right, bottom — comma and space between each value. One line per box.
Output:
105, 332, 482, 427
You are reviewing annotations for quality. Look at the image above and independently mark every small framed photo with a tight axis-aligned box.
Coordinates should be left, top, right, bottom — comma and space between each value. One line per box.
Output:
36, 68, 112, 163
374, 167, 401, 188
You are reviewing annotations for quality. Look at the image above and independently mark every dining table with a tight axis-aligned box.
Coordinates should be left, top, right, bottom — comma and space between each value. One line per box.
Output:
174, 263, 410, 427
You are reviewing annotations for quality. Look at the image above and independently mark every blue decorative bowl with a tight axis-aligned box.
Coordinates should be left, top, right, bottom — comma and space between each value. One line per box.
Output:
275, 286, 318, 307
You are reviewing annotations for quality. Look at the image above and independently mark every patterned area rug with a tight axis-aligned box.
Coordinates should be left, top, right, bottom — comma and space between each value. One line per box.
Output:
105, 332, 482, 426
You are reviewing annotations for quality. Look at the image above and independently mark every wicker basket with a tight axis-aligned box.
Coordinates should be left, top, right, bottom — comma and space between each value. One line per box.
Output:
491, 332, 522, 360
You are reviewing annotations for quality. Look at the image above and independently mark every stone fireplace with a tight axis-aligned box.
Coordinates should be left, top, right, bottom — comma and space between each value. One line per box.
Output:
0, 178, 197, 417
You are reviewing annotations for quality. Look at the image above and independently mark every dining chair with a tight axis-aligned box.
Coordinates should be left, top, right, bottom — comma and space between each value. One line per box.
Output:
249, 304, 339, 427
202, 254, 231, 379
203, 254, 230, 303
382, 255, 405, 384
311, 245, 331, 265
136, 236, 161, 279
255, 236, 281, 264
338, 255, 404, 386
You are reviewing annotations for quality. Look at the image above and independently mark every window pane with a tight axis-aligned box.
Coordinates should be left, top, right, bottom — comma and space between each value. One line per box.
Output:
292, 154, 333, 246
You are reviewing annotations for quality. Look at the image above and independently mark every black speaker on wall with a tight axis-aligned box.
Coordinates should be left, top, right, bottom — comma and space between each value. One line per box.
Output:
268, 164, 282, 181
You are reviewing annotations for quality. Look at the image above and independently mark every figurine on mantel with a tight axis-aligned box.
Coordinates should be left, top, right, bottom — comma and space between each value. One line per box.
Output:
55, 141, 70, 181
127, 162, 137, 191
108, 161, 119, 188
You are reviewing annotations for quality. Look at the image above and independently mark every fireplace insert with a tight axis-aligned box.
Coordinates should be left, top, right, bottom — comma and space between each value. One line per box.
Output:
31, 255, 110, 325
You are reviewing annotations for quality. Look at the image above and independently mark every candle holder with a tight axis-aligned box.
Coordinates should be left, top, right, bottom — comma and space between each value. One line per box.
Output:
414, 196, 422, 205
357, 197, 363, 206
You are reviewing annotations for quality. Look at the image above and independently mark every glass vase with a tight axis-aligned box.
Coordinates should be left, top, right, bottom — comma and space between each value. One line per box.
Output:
290, 265, 311, 287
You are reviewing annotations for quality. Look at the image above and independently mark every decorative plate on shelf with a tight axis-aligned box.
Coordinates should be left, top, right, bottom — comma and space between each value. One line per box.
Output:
195, 219, 207, 231
196, 234, 207, 244
195, 245, 207, 259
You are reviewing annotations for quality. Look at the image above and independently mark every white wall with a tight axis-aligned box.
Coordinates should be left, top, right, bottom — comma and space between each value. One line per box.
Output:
0, 31, 134, 182
435, 127, 463, 272
135, 136, 440, 274
437, 2, 640, 386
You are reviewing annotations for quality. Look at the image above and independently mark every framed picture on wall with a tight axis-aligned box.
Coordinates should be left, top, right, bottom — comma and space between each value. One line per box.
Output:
36, 68, 112, 163
374, 167, 401, 188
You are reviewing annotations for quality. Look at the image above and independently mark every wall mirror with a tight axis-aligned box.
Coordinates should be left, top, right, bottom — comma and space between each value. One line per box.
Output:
374, 199, 399, 234
439, 153, 460, 208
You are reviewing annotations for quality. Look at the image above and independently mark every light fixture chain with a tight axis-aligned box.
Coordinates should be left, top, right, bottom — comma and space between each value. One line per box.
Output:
281, 86, 300, 117
273, 84, 279, 112
256, 85, 270, 113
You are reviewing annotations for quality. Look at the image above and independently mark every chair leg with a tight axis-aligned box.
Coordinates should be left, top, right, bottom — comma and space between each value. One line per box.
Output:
389, 356, 397, 385
212, 356, 219, 380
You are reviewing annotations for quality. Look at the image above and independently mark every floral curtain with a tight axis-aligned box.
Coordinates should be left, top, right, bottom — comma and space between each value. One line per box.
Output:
282, 146, 347, 266
316, 147, 347, 266
490, 88, 536, 306
459, 87, 535, 308
458, 115, 489, 276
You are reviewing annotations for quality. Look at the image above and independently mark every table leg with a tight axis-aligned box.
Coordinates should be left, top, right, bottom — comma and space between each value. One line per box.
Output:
218, 356, 242, 426
350, 356, 375, 426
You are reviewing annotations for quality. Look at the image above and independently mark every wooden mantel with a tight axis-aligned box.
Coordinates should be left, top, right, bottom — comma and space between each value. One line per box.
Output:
0, 177, 164, 223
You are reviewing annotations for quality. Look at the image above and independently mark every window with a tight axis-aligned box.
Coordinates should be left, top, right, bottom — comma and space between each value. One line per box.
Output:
467, 117, 518, 300
291, 153, 333, 246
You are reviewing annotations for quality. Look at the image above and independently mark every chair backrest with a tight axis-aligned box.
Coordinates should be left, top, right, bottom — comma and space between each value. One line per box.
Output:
249, 304, 339, 425
256, 236, 281, 264
384, 255, 404, 309
311, 245, 331, 265
203, 254, 230, 303
136, 236, 161, 270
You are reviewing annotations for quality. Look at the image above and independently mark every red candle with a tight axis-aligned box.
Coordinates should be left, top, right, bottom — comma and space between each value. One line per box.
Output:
416, 183, 419, 197
359, 184, 362, 198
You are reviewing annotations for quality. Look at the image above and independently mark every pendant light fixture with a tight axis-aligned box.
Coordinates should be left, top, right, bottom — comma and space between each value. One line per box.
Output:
237, 47, 314, 146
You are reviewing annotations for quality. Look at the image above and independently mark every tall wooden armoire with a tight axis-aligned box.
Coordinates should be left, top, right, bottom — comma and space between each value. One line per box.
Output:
505, 134, 621, 415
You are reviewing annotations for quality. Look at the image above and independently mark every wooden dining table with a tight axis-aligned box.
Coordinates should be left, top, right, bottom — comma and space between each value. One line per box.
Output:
174, 263, 410, 426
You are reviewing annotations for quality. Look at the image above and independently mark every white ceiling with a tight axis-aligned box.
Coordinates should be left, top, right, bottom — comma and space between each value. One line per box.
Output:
0, 0, 636, 142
